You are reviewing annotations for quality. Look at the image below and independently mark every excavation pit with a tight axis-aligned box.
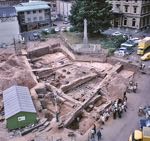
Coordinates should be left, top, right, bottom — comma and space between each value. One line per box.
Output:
27, 47, 134, 136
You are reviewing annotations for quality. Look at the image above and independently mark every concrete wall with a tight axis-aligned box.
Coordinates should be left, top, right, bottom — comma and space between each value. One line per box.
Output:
111, 0, 144, 29
28, 46, 50, 58
0, 16, 19, 44
56, 0, 72, 17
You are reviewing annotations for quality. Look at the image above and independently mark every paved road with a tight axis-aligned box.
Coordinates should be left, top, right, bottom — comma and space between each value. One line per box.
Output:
96, 74, 150, 141
102, 27, 150, 37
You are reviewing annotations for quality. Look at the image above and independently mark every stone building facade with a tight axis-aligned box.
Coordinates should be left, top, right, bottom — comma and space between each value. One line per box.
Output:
111, 0, 150, 30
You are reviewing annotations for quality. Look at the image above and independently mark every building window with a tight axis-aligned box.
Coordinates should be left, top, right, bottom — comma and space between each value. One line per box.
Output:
143, 17, 145, 26
116, 4, 120, 8
134, 0, 137, 2
33, 17, 37, 21
147, 16, 149, 24
133, 6, 137, 13
125, 5, 128, 12
124, 17, 127, 25
27, 18, 31, 22
39, 10, 42, 13
33, 10, 36, 14
132, 18, 136, 26
126, 0, 128, 2
45, 9, 49, 12
146, 7, 149, 13
143, 7, 146, 14
27, 11, 30, 14
39, 16, 43, 21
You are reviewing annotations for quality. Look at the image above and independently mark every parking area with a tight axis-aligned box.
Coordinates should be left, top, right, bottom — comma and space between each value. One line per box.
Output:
21, 20, 72, 42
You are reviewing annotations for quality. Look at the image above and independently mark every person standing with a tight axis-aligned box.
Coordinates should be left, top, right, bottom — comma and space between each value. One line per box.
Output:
123, 92, 127, 102
91, 128, 95, 139
97, 129, 102, 141
93, 124, 96, 135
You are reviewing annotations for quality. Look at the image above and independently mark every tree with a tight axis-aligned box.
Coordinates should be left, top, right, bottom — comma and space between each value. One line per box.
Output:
69, 0, 113, 34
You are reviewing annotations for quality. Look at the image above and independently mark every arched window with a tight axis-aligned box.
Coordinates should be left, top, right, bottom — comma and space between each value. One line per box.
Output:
132, 18, 136, 26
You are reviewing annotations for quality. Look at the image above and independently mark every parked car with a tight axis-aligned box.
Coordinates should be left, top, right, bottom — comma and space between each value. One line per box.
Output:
61, 27, 66, 32
141, 52, 150, 61
121, 40, 137, 48
54, 27, 60, 32
33, 32, 40, 40
0, 43, 7, 48
112, 31, 122, 36
63, 21, 69, 24
131, 37, 141, 44
42, 28, 50, 34
114, 47, 134, 56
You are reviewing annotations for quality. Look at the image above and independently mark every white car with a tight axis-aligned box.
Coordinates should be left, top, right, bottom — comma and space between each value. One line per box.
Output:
112, 31, 122, 36
130, 37, 141, 44
61, 27, 66, 32
66, 26, 71, 32
42, 28, 50, 34
54, 27, 60, 32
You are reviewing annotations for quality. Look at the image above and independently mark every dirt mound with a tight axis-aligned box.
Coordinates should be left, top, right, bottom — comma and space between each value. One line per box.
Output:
0, 53, 12, 63
0, 54, 37, 91
102, 74, 127, 101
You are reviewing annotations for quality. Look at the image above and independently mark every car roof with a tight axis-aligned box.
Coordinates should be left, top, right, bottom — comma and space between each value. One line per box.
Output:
143, 52, 150, 56
120, 47, 127, 49
134, 130, 142, 140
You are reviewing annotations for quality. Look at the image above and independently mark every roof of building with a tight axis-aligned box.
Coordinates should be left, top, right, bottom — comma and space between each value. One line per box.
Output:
3, 85, 36, 119
15, 1, 50, 12
0, 7, 17, 18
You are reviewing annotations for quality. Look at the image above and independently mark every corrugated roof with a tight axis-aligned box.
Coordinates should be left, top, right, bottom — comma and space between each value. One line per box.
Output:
0, 7, 17, 18
3, 85, 36, 119
15, 1, 50, 12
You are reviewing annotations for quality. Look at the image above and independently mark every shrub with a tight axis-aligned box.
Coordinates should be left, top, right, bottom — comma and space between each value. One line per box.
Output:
108, 48, 116, 56
51, 28, 56, 34
69, 27, 76, 32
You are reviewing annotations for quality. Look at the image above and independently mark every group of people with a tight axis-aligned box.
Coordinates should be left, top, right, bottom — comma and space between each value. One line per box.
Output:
128, 81, 138, 93
99, 109, 110, 125
90, 93, 128, 140
112, 92, 127, 119
91, 124, 102, 141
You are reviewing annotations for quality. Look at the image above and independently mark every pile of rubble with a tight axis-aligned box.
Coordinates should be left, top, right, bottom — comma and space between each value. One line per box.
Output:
0, 53, 37, 91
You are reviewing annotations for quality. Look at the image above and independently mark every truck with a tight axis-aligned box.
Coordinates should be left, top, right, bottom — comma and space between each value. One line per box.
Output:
137, 37, 150, 55
129, 127, 150, 141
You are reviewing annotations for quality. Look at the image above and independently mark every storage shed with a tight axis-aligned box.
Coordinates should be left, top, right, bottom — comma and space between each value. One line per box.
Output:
3, 85, 37, 130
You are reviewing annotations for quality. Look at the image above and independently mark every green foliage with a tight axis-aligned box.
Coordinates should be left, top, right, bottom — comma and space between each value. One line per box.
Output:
69, 0, 113, 34
69, 27, 76, 32
108, 48, 116, 56
101, 35, 127, 53
112, 35, 126, 48
50, 28, 56, 34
